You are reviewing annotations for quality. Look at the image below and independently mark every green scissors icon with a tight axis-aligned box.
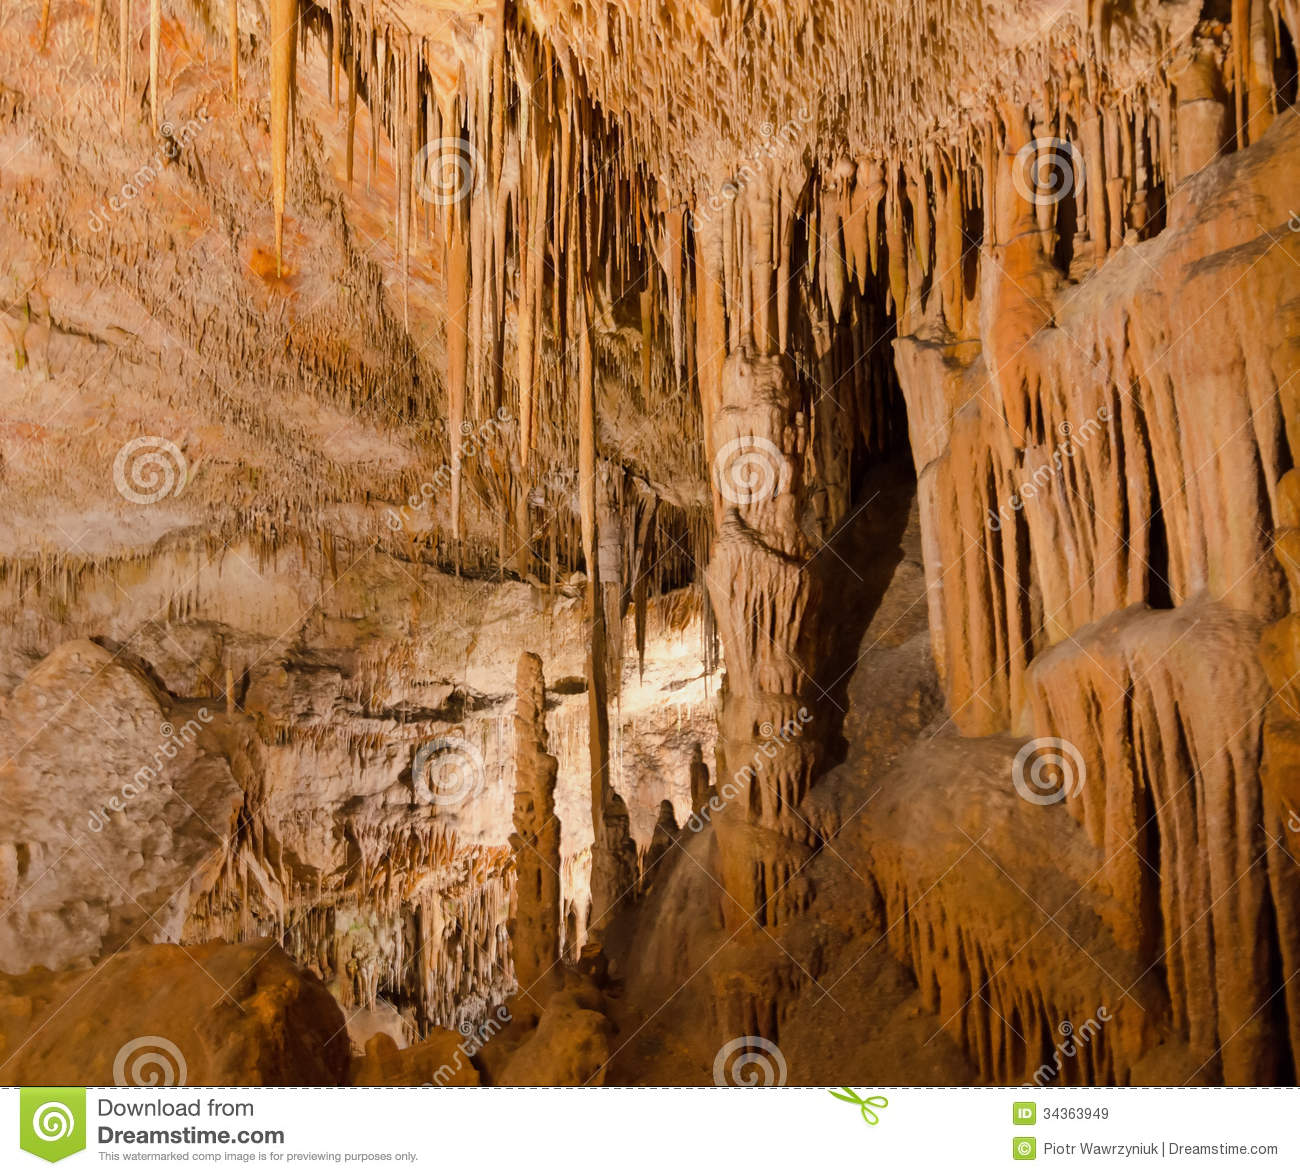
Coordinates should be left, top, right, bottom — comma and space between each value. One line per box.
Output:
829, 1088, 889, 1125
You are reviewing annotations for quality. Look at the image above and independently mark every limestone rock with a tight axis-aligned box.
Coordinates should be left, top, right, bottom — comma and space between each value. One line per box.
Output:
0, 941, 349, 1086
499, 981, 614, 1087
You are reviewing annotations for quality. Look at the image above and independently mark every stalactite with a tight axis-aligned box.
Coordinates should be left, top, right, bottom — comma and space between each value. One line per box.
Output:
149, 0, 161, 130
270, 0, 298, 276
118, 0, 130, 135
228, 0, 239, 105
446, 215, 470, 543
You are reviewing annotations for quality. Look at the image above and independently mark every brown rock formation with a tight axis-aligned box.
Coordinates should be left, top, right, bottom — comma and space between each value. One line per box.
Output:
0, 941, 350, 1086
352, 1029, 482, 1087
508, 651, 561, 1004
499, 979, 613, 1087
705, 345, 823, 929
0, 0, 1297, 1091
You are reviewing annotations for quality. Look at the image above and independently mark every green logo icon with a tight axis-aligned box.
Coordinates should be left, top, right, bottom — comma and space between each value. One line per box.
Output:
1013, 1136, 1037, 1161
1013, 1100, 1037, 1125
19, 1088, 86, 1163
828, 1088, 889, 1125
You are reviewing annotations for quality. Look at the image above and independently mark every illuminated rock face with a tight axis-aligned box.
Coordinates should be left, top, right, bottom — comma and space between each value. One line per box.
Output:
0, 941, 351, 1086
0, 0, 1298, 1086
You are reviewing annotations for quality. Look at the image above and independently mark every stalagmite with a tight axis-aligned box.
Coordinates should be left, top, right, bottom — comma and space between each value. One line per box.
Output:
705, 347, 822, 928
689, 743, 710, 817
7, 0, 1300, 1091
508, 653, 561, 1005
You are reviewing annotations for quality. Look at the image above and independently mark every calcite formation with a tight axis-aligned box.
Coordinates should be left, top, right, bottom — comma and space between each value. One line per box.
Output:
508, 650, 561, 1002
0, 941, 352, 1086
0, 0, 1297, 1088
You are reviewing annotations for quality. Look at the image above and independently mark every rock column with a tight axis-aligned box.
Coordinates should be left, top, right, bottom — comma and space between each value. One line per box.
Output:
509, 652, 561, 1002
704, 343, 823, 928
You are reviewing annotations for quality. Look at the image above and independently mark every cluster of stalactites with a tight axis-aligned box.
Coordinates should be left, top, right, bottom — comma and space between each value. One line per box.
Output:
686, 7, 1292, 355
191, 798, 517, 1031
91, 0, 1295, 588
258, 2, 710, 585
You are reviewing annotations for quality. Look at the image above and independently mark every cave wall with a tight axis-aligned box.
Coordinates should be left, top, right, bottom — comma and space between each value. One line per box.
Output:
2, 0, 1299, 1086
889, 87, 1300, 1088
